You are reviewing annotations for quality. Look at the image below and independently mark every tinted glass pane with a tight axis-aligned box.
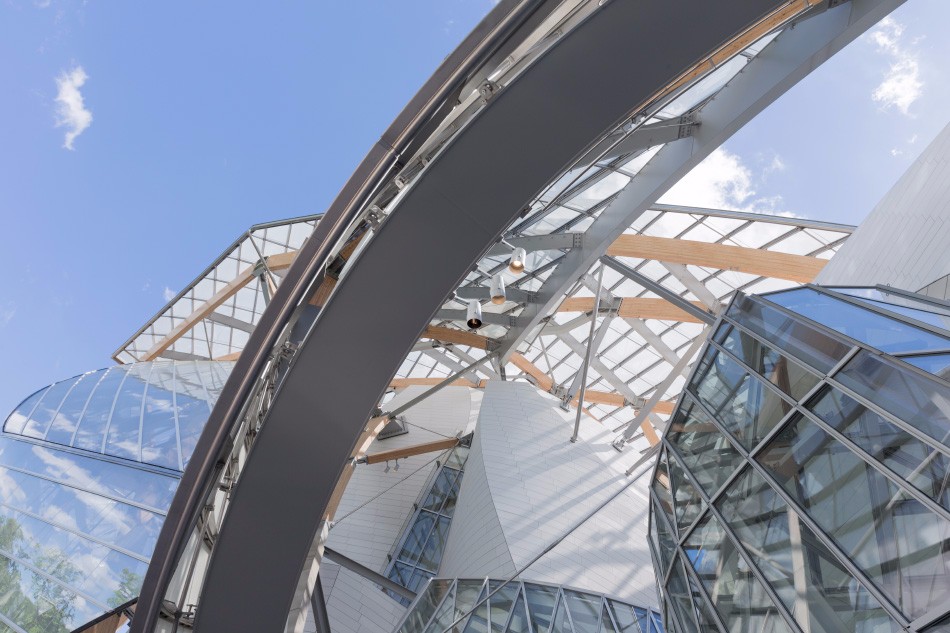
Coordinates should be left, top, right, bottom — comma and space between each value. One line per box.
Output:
564, 590, 601, 633
601, 605, 617, 633
691, 349, 792, 450
397, 511, 436, 567
809, 386, 950, 512
833, 288, 950, 330
651, 452, 676, 535
607, 600, 644, 633
668, 397, 744, 496
506, 594, 530, 633
423, 469, 459, 513
768, 287, 950, 353
721, 326, 820, 401
837, 351, 950, 450
665, 557, 698, 633
667, 455, 705, 534
418, 516, 451, 573
0, 437, 178, 510
140, 363, 180, 470
423, 585, 458, 633
900, 353, 950, 380
489, 581, 520, 633
685, 570, 722, 633
728, 295, 850, 372
73, 367, 126, 452
525, 584, 558, 633
651, 499, 677, 578
4, 388, 49, 435
462, 586, 490, 633
175, 362, 214, 467
684, 513, 792, 633
758, 415, 950, 619
550, 597, 570, 633
400, 579, 452, 633
457, 581, 486, 626
46, 372, 103, 446
21, 377, 76, 439
105, 367, 149, 461
718, 467, 901, 633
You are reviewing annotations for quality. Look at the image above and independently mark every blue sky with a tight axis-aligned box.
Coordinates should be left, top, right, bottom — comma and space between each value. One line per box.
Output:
0, 0, 948, 414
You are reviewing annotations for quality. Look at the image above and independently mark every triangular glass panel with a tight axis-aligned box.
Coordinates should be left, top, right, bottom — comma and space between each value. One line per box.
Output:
524, 583, 558, 633
550, 595, 571, 633
462, 585, 490, 633
424, 585, 458, 633
400, 579, 452, 633
504, 591, 530, 633
605, 600, 637, 633
600, 605, 617, 633
489, 580, 520, 633
563, 590, 600, 633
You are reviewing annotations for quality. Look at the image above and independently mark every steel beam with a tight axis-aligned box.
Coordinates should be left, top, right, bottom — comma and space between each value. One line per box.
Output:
602, 256, 714, 324
321, 548, 416, 602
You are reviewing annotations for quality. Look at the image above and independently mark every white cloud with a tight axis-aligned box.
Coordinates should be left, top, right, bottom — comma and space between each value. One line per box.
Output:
867, 17, 922, 115
659, 148, 791, 215
54, 65, 92, 150
163, 286, 176, 301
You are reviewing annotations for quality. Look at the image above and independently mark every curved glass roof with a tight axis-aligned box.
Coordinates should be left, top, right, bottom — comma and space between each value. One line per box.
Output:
5, 361, 233, 471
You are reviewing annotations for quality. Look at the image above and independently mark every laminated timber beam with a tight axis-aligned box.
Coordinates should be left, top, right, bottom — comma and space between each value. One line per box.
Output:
363, 437, 461, 465
422, 325, 494, 350
389, 377, 487, 389
557, 296, 709, 323
606, 234, 827, 283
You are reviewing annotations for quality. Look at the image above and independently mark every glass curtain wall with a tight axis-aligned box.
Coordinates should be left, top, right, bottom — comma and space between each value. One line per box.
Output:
387, 447, 470, 604
394, 577, 662, 633
648, 286, 950, 633
0, 361, 228, 633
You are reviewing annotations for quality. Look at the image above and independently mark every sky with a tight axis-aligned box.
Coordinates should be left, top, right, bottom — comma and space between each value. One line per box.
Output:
0, 0, 948, 414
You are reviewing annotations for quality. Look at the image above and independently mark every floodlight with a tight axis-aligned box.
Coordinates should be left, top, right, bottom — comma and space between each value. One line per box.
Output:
509, 247, 527, 273
466, 300, 483, 330
490, 273, 506, 305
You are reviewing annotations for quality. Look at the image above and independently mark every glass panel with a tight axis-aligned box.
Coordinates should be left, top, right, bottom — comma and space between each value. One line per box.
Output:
652, 499, 677, 578
489, 581, 521, 633
601, 605, 617, 633
0, 436, 179, 510
718, 467, 901, 633
685, 571, 723, 633
606, 601, 646, 633
175, 363, 214, 468
652, 452, 676, 535
21, 377, 76, 439
900, 353, 950, 380
456, 580, 486, 629
833, 289, 950, 330
506, 593, 530, 633
666, 557, 699, 633
809, 386, 950, 512
564, 590, 601, 633
728, 295, 850, 372
397, 511, 436, 567
418, 515, 451, 573
423, 469, 459, 513
668, 456, 705, 534
684, 513, 792, 633
767, 287, 950, 354
691, 348, 793, 450
424, 585, 458, 633
73, 367, 126, 453
525, 583, 559, 633
462, 585, 490, 633
550, 597, 571, 633
4, 387, 48, 435
720, 326, 820, 401
650, 612, 663, 633
140, 363, 181, 470
401, 579, 453, 633
445, 447, 469, 471
46, 372, 103, 446
837, 350, 950, 450
668, 397, 744, 497
104, 366, 149, 461
758, 415, 950, 619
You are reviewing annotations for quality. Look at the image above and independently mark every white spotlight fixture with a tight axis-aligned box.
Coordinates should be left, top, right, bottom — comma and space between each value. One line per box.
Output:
509, 247, 527, 274
490, 273, 506, 305
466, 300, 483, 330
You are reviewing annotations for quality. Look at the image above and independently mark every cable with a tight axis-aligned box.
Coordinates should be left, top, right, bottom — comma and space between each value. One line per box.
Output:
332, 449, 452, 525
402, 420, 457, 440
436, 458, 657, 633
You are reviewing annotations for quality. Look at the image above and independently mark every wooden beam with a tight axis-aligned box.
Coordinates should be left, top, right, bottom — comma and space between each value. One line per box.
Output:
422, 325, 493, 350
558, 297, 707, 323
640, 420, 661, 446
607, 234, 826, 283
214, 351, 242, 362
364, 437, 460, 465
324, 415, 389, 521
389, 377, 483, 389
509, 352, 554, 391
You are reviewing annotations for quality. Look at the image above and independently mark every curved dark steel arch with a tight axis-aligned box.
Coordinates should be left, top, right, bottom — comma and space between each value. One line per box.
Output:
140, 1, 787, 631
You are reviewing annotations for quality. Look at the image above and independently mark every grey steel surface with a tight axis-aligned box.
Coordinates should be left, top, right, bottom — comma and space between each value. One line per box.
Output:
322, 548, 416, 602
186, 1, 786, 631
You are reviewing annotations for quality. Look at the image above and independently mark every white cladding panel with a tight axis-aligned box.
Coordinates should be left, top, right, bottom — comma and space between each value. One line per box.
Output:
816, 122, 950, 290
440, 381, 658, 608
321, 385, 481, 633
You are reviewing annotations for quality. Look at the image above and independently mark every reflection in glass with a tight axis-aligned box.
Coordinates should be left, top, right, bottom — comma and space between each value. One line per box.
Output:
525, 583, 558, 633
718, 467, 900, 633
691, 348, 792, 450
668, 397, 744, 497
758, 416, 950, 619
684, 513, 792, 633
809, 386, 950, 512
767, 287, 950, 354
900, 353, 950, 380
720, 326, 820, 401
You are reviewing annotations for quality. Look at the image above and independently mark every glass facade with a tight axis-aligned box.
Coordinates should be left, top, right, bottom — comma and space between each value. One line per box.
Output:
388, 447, 469, 605
648, 286, 950, 633
394, 578, 662, 633
0, 361, 229, 633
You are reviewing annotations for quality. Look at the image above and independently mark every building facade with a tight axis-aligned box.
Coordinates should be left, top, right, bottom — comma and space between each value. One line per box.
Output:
649, 286, 950, 633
